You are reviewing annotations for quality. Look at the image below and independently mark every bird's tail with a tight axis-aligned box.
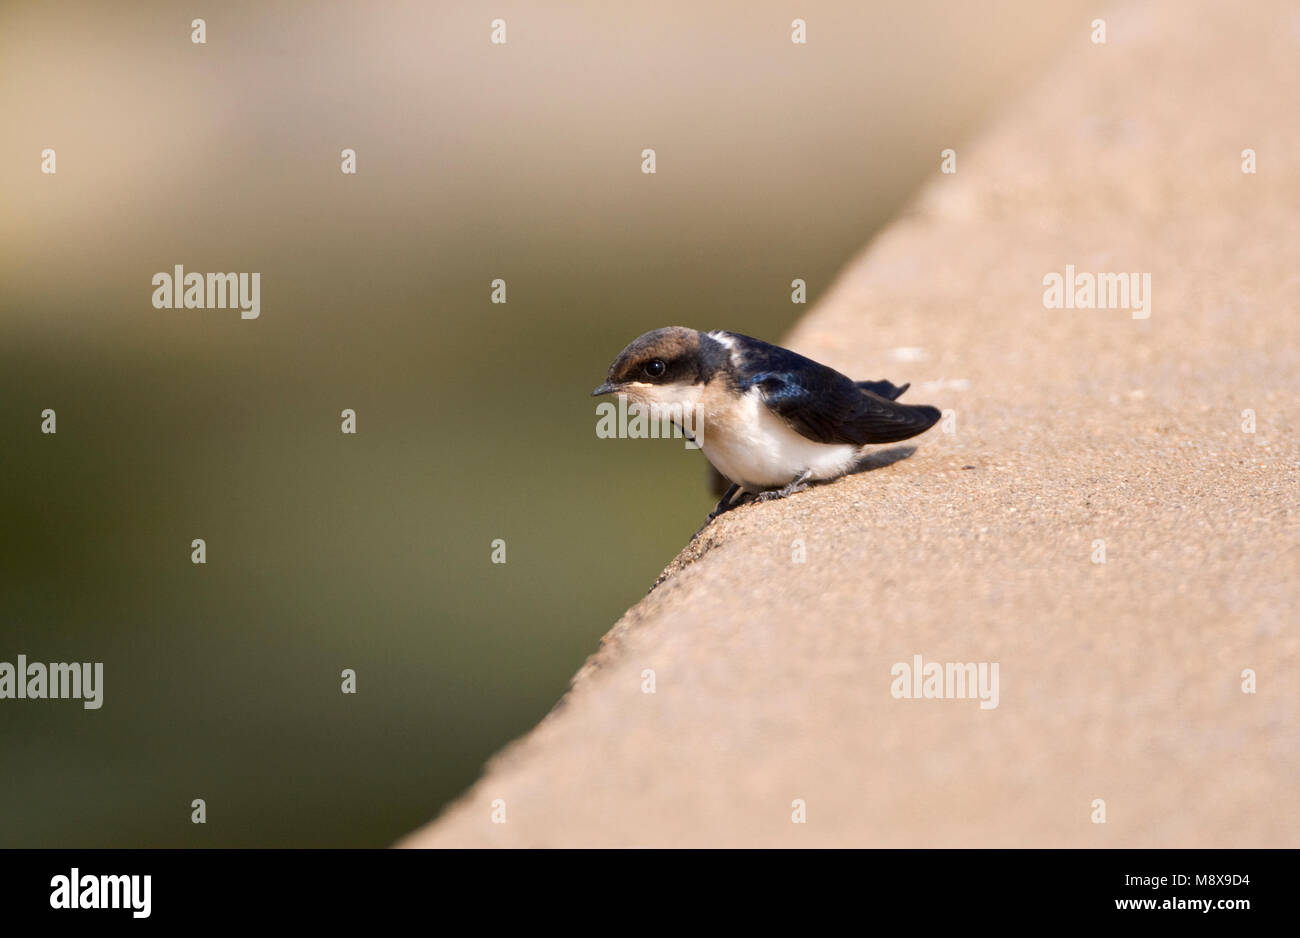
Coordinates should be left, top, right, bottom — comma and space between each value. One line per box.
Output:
851, 380, 942, 443
856, 379, 910, 400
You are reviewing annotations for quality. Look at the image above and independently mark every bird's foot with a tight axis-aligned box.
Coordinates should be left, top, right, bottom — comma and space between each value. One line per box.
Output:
753, 485, 804, 503
706, 483, 745, 521
753, 470, 813, 503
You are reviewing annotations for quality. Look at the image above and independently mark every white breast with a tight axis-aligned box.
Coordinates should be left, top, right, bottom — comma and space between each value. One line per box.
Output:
697, 386, 860, 491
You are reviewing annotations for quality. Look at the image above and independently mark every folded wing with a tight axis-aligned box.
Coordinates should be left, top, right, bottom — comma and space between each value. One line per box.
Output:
755, 371, 941, 445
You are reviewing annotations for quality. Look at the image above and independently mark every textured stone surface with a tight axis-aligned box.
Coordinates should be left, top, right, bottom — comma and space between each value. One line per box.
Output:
404, 0, 1299, 847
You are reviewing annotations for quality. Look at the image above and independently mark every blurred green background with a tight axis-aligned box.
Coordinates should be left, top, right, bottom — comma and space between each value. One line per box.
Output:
0, 0, 1085, 845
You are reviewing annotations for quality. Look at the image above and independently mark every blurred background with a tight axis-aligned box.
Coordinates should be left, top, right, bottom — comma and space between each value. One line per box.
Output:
0, 0, 1088, 846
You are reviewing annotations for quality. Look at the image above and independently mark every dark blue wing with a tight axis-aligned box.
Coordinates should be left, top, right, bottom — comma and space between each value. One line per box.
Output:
726, 334, 940, 446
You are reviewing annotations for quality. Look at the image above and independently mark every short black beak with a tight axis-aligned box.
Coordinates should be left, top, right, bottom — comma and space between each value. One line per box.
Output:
591, 382, 618, 396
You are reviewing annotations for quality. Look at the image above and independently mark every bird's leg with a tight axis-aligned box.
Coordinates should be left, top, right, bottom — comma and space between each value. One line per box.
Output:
708, 483, 744, 520
754, 469, 813, 503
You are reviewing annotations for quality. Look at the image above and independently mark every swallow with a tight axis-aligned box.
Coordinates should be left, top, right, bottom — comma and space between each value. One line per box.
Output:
592, 327, 941, 516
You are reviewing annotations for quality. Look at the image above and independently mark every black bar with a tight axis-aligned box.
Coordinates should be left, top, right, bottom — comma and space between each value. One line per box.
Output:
0, 848, 1281, 925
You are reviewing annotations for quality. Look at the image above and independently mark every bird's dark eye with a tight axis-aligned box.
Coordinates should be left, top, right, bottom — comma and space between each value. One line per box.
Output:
643, 359, 667, 378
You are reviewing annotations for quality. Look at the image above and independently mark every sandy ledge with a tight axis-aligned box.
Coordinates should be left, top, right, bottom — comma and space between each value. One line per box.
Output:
402, 0, 1299, 847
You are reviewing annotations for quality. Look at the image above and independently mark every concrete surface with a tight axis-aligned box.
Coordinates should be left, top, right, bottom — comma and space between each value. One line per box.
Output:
403, 0, 1299, 847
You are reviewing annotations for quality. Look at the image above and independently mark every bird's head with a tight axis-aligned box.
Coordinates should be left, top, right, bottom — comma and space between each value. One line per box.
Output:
591, 326, 715, 406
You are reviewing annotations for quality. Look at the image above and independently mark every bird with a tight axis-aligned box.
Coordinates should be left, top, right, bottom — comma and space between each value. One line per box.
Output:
592, 327, 941, 516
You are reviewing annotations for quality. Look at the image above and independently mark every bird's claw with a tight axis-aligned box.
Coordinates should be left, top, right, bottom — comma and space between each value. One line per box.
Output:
754, 481, 808, 503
